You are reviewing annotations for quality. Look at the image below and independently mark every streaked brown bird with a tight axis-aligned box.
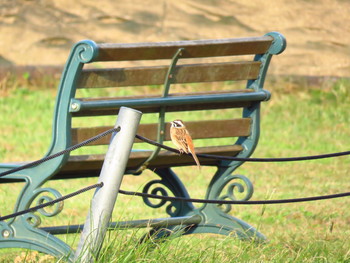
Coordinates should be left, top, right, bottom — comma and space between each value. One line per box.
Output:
170, 119, 201, 169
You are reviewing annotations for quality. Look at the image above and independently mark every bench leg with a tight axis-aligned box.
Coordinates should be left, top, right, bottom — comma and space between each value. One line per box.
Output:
0, 216, 74, 261
142, 167, 195, 217
142, 208, 265, 242
141, 167, 266, 242
194, 204, 266, 241
0, 171, 77, 261
200, 166, 266, 241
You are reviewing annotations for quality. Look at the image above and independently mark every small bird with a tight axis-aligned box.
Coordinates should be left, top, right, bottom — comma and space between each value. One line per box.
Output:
170, 119, 201, 169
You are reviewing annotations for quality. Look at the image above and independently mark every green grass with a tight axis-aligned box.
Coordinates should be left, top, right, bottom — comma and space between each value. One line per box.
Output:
1, 77, 350, 262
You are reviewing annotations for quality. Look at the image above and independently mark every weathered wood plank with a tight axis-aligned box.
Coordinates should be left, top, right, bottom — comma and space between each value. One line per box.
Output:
56, 145, 243, 179
71, 118, 251, 146
96, 36, 273, 61
78, 61, 261, 88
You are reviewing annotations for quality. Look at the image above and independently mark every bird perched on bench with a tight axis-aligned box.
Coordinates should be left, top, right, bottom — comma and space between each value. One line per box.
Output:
170, 119, 201, 169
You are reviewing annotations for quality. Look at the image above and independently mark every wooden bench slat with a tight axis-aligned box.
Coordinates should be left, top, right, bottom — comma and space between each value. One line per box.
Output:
56, 145, 243, 179
71, 118, 251, 145
78, 61, 261, 88
96, 36, 273, 61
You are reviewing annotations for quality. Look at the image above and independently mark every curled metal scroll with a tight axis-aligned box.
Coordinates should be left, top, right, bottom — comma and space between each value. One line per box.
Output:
31, 187, 64, 218
23, 213, 42, 228
142, 180, 179, 217
218, 174, 254, 213
75, 40, 99, 63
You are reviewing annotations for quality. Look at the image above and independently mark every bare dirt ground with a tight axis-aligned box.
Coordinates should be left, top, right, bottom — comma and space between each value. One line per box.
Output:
0, 0, 349, 77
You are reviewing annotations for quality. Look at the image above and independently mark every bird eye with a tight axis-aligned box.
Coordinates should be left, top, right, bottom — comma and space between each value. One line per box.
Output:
171, 120, 183, 127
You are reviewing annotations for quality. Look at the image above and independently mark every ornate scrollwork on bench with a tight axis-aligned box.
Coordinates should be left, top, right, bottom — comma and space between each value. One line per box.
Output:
142, 179, 181, 217
32, 187, 64, 218
218, 174, 254, 213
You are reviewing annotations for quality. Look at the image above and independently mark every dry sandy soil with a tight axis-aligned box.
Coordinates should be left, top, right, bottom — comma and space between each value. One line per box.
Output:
0, 0, 349, 77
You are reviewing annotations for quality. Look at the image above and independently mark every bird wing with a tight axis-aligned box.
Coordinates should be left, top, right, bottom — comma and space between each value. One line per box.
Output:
171, 128, 189, 153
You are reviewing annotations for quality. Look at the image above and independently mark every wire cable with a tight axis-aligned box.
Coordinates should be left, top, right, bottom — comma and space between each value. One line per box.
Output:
0, 183, 103, 221
135, 134, 350, 162
118, 189, 350, 205
0, 127, 120, 178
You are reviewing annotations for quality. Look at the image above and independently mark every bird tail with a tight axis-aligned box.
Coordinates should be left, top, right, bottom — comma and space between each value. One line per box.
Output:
185, 132, 201, 170
190, 151, 201, 170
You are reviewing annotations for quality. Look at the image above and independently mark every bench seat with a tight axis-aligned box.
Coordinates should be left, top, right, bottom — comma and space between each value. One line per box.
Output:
57, 145, 243, 179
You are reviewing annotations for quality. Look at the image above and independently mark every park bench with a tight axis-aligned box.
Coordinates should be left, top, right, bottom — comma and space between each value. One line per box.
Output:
0, 32, 286, 259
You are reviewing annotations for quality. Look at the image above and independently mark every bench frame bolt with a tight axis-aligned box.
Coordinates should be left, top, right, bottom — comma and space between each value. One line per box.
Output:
2, 230, 10, 238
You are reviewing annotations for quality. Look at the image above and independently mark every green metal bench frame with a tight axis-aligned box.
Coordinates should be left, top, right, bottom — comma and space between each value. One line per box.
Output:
0, 32, 286, 260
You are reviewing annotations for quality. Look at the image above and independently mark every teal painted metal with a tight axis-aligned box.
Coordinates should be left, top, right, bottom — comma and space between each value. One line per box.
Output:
133, 48, 184, 172
0, 32, 287, 258
70, 90, 271, 113
40, 215, 202, 235
0, 40, 99, 261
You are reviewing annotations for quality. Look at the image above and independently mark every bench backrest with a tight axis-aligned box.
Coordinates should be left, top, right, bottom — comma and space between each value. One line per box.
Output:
45, 32, 286, 176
